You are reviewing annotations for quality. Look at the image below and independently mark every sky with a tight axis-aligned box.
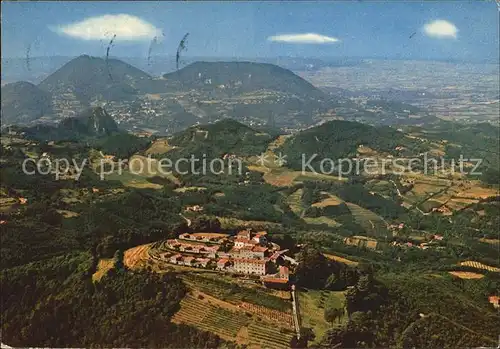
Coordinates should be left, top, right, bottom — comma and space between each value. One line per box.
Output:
1, 1, 499, 62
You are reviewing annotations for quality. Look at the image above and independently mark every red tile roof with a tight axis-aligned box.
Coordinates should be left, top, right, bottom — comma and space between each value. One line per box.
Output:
252, 246, 268, 253
234, 258, 267, 265
217, 258, 230, 265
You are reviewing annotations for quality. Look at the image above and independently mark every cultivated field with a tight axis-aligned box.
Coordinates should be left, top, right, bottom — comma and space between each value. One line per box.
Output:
459, 261, 500, 273
174, 186, 207, 193
123, 244, 151, 269
303, 216, 340, 227
247, 322, 295, 349
479, 238, 500, 245
92, 259, 115, 282
144, 138, 174, 155
182, 274, 292, 312
128, 155, 181, 185
346, 202, 388, 237
324, 253, 359, 266
312, 194, 343, 207
172, 294, 251, 340
287, 189, 304, 216
172, 294, 294, 348
239, 302, 294, 329
448, 271, 485, 279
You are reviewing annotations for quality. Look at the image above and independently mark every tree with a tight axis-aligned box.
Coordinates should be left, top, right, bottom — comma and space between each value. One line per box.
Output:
325, 306, 343, 326
324, 306, 337, 325
295, 246, 342, 289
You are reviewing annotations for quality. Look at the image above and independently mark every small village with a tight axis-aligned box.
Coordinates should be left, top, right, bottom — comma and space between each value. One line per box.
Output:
149, 228, 294, 288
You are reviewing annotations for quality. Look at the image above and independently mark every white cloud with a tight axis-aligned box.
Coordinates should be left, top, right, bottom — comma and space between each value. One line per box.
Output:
423, 20, 458, 39
51, 14, 162, 41
267, 33, 340, 44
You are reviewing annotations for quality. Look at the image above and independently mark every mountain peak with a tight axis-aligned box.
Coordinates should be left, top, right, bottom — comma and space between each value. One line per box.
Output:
164, 60, 325, 98
37, 55, 152, 105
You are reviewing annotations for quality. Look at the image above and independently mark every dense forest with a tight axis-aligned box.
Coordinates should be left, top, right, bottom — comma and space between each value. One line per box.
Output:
1, 253, 228, 348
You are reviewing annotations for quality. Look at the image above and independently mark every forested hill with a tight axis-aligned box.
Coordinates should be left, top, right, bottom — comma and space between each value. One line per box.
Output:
38, 55, 152, 104
59, 107, 119, 136
279, 120, 422, 169
167, 118, 274, 158
0, 81, 53, 124
164, 61, 327, 98
20, 107, 120, 141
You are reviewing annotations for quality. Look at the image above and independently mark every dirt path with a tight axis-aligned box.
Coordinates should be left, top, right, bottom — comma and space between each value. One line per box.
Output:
179, 213, 192, 227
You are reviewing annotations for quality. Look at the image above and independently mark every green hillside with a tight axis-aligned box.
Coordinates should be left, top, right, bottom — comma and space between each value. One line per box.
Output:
1, 82, 53, 124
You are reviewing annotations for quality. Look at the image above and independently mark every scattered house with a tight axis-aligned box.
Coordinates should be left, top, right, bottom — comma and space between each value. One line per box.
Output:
488, 296, 500, 308
170, 254, 183, 264
159, 252, 171, 260
419, 243, 431, 250
262, 266, 290, 289
262, 277, 289, 289
92, 188, 100, 193
185, 205, 203, 212
344, 236, 378, 250
18, 197, 27, 205
389, 223, 405, 231
196, 258, 210, 268
183, 256, 195, 267
217, 258, 230, 270
253, 231, 268, 244
433, 234, 444, 241
0, 220, 7, 225
279, 266, 290, 280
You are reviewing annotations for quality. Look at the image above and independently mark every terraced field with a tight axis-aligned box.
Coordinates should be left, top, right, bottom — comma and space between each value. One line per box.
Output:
123, 244, 151, 269
346, 202, 389, 237
239, 302, 294, 329
182, 274, 292, 312
287, 189, 304, 216
459, 261, 500, 273
172, 295, 251, 340
247, 322, 295, 349
172, 295, 294, 347
303, 216, 340, 227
